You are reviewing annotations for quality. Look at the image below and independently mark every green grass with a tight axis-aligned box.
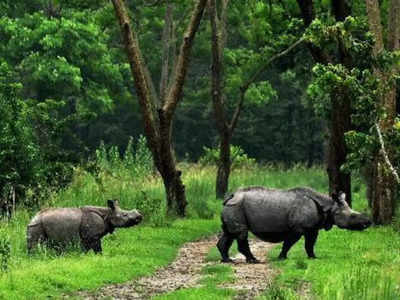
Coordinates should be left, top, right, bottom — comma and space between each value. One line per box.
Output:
1, 164, 397, 299
0, 218, 221, 299
154, 259, 236, 300
153, 286, 235, 300
265, 221, 400, 299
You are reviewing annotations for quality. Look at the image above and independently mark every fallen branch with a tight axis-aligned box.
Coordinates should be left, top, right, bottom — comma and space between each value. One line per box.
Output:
375, 123, 400, 184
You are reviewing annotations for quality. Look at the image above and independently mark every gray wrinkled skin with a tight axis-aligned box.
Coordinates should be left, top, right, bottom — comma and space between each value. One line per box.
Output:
217, 187, 371, 262
27, 200, 142, 253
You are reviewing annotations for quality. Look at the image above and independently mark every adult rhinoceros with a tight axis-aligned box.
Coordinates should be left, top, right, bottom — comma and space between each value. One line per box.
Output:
217, 186, 371, 262
27, 200, 142, 253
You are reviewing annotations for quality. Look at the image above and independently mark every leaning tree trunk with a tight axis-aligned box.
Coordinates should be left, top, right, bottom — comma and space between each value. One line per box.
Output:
157, 109, 187, 215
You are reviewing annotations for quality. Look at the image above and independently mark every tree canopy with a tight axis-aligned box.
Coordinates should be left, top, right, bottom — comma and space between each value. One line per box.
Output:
0, 0, 398, 218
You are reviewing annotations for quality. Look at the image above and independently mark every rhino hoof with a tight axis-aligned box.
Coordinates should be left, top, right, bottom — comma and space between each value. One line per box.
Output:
221, 258, 234, 263
246, 258, 260, 264
278, 255, 287, 260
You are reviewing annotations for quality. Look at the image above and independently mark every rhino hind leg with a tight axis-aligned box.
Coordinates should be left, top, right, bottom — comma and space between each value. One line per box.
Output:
304, 230, 318, 258
237, 237, 259, 263
217, 232, 234, 263
278, 233, 302, 259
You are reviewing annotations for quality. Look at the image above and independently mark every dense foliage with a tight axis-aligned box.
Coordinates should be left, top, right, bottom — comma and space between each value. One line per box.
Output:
0, 0, 398, 213
0, 0, 330, 212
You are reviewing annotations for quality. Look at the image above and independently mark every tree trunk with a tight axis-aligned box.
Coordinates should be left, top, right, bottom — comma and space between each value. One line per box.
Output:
327, 90, 352, 205
216, 133, 231, 199
297, 0, 353, 204
112, 0, 208, 216
365, 0, 399, 224
209, 0, 232, 198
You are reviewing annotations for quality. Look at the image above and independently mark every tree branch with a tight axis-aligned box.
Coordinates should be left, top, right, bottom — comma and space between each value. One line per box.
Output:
388, 0, 400, 51
296, 0, 331, 63
209, 0, 229, 135
144, 0, 164, 7
229, 37, 305, 132
162, 0, 208, 121
242, 37, 305, 91
160, 1, 173, 103
375, 123, 400, 185
111, 0, 160, 153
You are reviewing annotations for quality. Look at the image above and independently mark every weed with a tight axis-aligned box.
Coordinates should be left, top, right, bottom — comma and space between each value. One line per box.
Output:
257, 285, 298, 300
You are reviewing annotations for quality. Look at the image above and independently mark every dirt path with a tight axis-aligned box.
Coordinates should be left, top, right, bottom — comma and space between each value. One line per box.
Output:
224, 239, 276, 300
78, 236, 276, 299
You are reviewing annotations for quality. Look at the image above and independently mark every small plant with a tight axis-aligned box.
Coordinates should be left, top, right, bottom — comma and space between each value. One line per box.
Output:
0, 229, 11, 272
295, 259, 308, 270
198, 145, 256, 169
260, 285, 298, 300
131, 135, 154, 176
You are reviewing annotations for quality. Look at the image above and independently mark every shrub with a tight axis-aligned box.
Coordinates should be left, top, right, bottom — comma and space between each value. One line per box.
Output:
198, 145, 256, 169
94, 135, 154, 179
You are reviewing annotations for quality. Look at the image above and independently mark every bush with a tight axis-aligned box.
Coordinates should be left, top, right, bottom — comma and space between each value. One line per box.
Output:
198, 145, 256, 169
0, 229, 11, 272
0, 80, 43, 213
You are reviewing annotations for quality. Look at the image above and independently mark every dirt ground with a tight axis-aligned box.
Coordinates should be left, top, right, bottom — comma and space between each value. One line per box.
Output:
77, 235, 276, 299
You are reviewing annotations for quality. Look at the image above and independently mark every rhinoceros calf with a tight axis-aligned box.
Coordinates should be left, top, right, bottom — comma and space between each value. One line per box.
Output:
27, 200, 142, 253
217, 186, 371, 262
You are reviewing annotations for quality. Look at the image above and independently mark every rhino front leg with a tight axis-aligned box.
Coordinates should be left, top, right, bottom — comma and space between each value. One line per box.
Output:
278, 233, 302, 259
217, 232, 234, 263
81, 238, 102, 254
304, 230, 319, 258
91, 240, 102, 254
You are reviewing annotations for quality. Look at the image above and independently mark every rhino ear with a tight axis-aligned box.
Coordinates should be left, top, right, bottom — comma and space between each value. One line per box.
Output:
339, 192, 345, 202
107, 200, 116, 210
338, 192, 349, 207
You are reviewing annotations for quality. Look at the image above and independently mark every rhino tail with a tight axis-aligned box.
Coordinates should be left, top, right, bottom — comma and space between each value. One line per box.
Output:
220, 216, 229, 233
